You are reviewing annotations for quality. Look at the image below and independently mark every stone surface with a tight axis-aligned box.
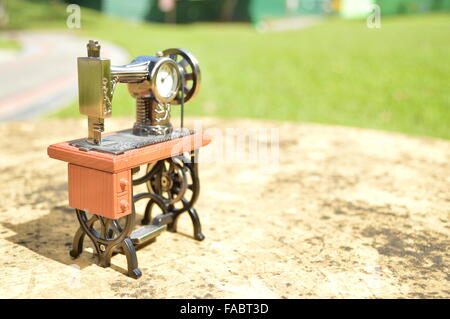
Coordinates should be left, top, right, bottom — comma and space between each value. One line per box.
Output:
0, 118, 448, 298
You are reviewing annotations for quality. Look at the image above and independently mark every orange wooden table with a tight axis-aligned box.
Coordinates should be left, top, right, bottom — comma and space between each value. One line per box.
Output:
47, 131, 211, 278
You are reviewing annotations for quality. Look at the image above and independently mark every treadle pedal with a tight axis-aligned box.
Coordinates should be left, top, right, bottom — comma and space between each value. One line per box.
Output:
130, 225, 167, 245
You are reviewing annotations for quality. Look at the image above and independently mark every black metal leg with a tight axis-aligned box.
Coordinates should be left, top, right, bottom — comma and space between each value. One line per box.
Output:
188, 208, 205, 241
70, 212, 98, 258
69, 226, 86, 258
122, 238, 142, 279
167, 206, 204, 240
167, 213, 179, 232
97, 245, 114, 268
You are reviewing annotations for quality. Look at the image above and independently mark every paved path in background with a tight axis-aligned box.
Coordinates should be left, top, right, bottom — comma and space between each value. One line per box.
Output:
0, 31, 129, 121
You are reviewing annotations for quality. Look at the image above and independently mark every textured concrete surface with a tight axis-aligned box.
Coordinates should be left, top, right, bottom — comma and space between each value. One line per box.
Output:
0, 118, 448, 298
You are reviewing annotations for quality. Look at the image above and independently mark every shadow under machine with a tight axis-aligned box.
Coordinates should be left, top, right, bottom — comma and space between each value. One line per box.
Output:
48, 40, 211, 279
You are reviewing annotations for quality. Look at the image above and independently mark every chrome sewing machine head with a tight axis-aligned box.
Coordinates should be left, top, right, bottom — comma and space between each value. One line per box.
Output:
77, 40, 201, 146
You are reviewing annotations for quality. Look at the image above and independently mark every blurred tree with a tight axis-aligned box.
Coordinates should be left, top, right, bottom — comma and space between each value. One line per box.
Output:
159, 0, 176, 23
63, 0, 102, 11
220, 0, 237, 21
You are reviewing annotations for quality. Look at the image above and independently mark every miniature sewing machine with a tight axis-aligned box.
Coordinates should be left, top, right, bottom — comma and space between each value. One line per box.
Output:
48, 40, 211, 278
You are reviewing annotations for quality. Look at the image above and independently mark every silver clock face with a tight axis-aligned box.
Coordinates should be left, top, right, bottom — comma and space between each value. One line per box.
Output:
155, 62, 179, 100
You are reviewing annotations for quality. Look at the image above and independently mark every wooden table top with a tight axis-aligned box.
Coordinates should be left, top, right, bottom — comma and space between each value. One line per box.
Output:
48, 131, 212, 173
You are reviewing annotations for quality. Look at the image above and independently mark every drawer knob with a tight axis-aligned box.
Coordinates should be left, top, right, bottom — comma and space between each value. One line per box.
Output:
119, 199, 129, 211
119, 178, 128, 190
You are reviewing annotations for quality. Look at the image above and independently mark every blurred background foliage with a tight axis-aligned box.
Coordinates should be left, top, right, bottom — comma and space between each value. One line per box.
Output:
0, 0, 449, 139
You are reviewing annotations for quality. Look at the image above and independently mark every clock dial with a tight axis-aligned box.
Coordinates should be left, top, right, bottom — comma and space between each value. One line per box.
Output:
155, 62, 179, 100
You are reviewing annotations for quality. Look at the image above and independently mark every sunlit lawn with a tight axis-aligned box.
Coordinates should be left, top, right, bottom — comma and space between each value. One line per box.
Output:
4, 0, 450, 139
0, 34, 19, 49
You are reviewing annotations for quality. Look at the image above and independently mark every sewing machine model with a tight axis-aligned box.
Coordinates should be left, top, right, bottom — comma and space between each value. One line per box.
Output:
48, 40, 211, 279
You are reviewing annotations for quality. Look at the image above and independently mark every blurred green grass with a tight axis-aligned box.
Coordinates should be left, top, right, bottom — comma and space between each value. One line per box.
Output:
4, 0, 450, 139
0, 35, 19, 49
